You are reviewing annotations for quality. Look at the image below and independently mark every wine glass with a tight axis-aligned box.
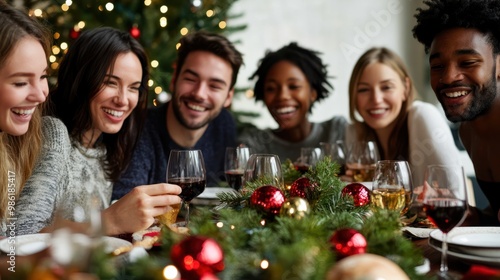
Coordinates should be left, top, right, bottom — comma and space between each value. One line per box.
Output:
243, 154, 284, 189
346, 141, 380, 182
224, 146, 250, 191
166, 150, 206, 225
294, 147, 320, 174
319, 140, 347, 176
50, 182, 104, 275
371, 160, 413, 217
422, 165, 467, 280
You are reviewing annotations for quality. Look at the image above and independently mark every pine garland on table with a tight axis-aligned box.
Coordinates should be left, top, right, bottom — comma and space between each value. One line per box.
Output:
121, 157, 426, 280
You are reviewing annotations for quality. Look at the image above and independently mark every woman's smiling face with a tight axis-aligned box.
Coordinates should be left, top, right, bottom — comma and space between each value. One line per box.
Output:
0, 37, 48, 136
263, 60, 317, 130
355, 62, 408, 132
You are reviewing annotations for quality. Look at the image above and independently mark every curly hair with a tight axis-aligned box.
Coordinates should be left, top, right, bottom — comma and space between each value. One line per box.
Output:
412, 0, 500, 54
249, 42, 332, 111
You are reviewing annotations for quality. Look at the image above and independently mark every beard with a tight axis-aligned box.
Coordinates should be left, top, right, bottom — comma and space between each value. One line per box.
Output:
441, 71, 497, 123
171, 88, 220, 130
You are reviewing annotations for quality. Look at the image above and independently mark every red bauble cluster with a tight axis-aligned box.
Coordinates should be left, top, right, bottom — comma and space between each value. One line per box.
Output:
249, 185, 285, 216
170, 236, 224, 279
341, 183, 370, 206
289, 177, 316, 201
329, 228, 367, 259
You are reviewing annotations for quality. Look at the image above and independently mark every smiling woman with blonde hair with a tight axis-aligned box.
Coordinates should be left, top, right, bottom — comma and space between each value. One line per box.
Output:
347, 47, 461, 186
0, 1, 51, 235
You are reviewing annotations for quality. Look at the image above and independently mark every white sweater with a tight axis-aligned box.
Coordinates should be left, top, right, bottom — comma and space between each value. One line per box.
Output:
346, 101, 462, 187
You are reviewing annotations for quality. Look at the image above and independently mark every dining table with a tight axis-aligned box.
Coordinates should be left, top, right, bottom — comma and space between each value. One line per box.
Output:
412, 237, 468, 277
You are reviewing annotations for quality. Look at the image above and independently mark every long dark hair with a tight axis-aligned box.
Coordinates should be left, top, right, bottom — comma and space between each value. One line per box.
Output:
48, 27, 149, 181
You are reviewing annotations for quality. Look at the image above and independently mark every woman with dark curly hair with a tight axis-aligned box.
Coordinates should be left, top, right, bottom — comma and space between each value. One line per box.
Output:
413, 0, 500, 225
239, 43, 347, 163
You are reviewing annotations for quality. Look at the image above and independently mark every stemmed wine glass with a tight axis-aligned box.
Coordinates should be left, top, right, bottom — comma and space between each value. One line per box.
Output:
319, 140, 347, 176
346, 141, 380, 182
294, 147, 321, 174
166, 150, 206, 225
243, 154, 284, 189
422, 165, 467, 280
371, 160, 413, 217
224, 146, 250, 191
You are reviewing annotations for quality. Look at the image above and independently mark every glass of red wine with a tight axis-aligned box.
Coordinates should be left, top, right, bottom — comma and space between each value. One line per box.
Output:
166, 150, 206, 226
224, 146, 250, 191
244, 154, 284, 189
294, 147, 321, 174
422, 164, 467, 280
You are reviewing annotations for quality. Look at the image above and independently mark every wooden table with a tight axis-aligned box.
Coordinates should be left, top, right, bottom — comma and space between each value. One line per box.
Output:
413, 238, 469, 277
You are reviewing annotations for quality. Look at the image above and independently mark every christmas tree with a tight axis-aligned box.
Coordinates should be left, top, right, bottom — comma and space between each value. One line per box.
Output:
17, 0, 246, 106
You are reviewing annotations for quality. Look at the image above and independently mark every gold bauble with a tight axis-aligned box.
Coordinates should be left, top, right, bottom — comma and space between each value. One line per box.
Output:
280, 197, 311, 219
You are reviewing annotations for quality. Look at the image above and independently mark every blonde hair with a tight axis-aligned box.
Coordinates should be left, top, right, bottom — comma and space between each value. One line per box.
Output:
0, 2, 51, 220
348, 47, 418, 160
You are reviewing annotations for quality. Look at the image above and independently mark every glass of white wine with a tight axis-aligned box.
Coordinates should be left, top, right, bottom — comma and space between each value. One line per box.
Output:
346, 141, 380, 182
371, 160, 413, 216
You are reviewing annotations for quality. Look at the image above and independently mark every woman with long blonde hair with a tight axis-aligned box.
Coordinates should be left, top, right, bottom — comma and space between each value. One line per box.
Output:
0, 1, 51, 235
347, 47, 461, 186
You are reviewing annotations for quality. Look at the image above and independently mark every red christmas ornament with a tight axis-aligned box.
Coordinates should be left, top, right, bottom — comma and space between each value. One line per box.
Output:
170, 236, 224, 279
289, 177, 316, 200
129, 26, 140, 39
341, 183, 370, 206
329, 228, 367, 259
249, 185, 285, 216
69, 27, 80, 39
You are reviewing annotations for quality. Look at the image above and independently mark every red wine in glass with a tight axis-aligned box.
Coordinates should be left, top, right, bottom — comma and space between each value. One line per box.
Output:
294, 164, 309, 174
225, 170, 244, 191
423, 198, 466, 233
169, 177, 206, 202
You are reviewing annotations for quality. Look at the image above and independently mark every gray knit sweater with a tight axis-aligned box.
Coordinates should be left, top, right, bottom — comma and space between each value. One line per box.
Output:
15, 117, 112, 235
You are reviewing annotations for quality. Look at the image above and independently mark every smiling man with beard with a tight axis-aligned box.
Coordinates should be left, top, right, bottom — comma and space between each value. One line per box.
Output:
113, 31, 243, 200
413, 0, 500, 225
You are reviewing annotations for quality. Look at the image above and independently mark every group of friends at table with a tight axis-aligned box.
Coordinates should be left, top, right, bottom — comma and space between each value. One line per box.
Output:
1, 0, 500, 251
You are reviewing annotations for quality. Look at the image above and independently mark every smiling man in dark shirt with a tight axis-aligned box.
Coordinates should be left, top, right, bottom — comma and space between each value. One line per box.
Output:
113, 31, 243, 200
413, 0, 500, 225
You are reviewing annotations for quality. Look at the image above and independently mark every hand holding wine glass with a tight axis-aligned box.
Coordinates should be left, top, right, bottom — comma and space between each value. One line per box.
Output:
422, 165, 467, 280
224, 146, 250, 191
166, 150, 206, 226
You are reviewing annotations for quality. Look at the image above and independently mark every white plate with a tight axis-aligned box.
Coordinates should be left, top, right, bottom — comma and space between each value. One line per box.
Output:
358, 182, 373, 190
0, 233, 50, 256
0, 233, 133, 257
429, 239, 500, 268
197, 187, 237, 199
429, 227, 500, 258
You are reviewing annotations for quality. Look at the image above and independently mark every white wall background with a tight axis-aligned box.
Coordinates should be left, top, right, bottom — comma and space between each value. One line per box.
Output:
226, 0, 483, 205
228, 0, 429, 129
